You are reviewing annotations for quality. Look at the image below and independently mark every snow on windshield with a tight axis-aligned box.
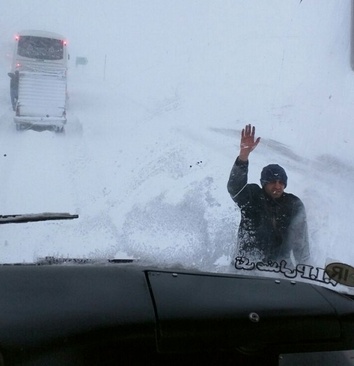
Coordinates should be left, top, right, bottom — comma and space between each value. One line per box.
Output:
0, 1, 353, 290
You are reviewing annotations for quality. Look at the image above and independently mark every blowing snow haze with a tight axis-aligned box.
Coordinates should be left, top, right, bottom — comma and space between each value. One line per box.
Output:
0, 1, 354, 277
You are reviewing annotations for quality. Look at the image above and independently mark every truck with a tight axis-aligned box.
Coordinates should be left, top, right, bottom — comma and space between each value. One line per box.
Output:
9, 30, 69, 132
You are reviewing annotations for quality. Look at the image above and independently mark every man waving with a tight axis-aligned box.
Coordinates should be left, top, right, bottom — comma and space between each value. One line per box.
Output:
227, 124, 310, 265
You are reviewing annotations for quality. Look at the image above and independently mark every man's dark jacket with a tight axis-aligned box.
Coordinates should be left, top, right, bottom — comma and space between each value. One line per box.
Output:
227, 157, 310, 265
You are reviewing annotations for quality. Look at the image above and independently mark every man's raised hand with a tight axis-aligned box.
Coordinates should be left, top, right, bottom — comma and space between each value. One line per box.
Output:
239, 124, 261, 161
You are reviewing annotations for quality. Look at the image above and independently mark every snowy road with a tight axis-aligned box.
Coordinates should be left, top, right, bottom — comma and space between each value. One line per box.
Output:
0, 73, 237, 268
1, 69, 353, 278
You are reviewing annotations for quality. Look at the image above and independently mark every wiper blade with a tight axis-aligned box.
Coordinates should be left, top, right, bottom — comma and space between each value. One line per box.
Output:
0, 257, 135, 266
0, 212, 79, 224
37, 257, 134, 265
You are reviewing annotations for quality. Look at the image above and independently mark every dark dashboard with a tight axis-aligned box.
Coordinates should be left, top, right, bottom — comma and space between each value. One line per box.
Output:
0, 263, 353, 365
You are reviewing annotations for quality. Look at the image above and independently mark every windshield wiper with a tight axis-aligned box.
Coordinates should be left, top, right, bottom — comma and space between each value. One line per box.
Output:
0, 212, 79, 224
37, 257, 134, 265
0, 213, 136, 266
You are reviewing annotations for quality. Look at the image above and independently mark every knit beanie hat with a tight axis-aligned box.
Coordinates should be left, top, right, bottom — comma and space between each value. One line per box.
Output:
260, 164, 287, 188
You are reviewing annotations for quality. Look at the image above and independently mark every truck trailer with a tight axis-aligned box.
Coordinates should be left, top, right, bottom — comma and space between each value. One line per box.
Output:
9, 30, 69, 132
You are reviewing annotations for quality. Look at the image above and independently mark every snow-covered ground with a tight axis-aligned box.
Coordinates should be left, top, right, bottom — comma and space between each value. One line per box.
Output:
0, 1, 354, 287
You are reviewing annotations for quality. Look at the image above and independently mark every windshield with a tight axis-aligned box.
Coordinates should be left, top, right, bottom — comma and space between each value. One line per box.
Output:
0, 0, 354, 295
17, 35, 64, 61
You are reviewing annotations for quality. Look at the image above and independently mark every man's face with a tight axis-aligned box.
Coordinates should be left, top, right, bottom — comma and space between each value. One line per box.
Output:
264, 180, 285, 199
